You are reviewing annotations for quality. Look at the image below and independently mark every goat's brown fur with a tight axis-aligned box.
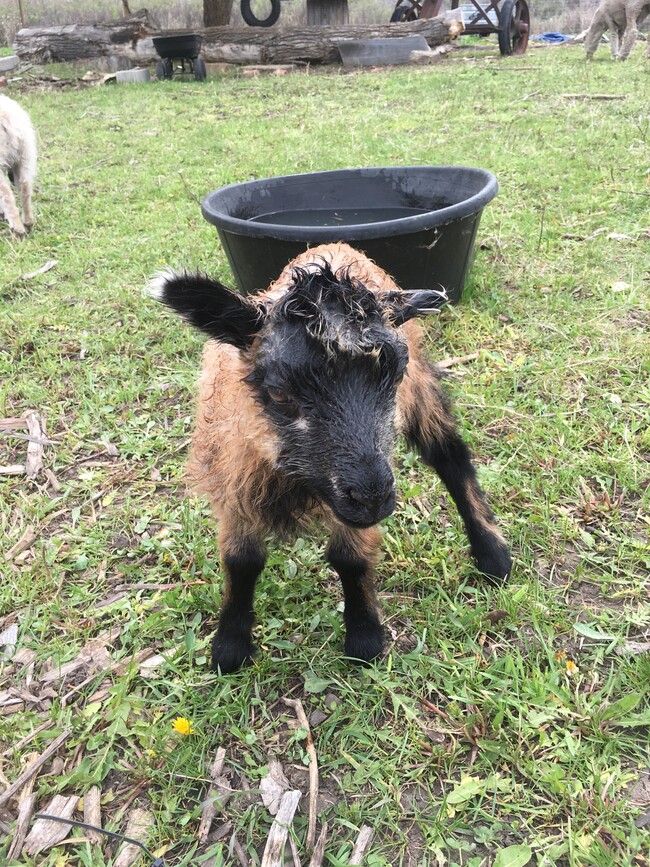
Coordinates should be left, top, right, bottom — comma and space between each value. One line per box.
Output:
189, 243, 453, 546
162, 242, 511, 671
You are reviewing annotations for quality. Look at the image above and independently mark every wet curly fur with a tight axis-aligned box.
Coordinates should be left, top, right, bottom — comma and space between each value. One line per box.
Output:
152, 243, 512, 673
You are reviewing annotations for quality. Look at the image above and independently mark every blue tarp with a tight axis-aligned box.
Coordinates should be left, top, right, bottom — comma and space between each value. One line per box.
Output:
532, 32, 572, 43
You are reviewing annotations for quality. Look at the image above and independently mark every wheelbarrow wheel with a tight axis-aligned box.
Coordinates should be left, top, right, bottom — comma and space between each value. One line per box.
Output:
156, 58, 173, 80
498, 0, 530, 55
193, 57, 207, 80
241, 0, 281, 27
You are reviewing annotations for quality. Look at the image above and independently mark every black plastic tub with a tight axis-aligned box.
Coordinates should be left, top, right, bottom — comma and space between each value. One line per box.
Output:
201, 166, 498, 302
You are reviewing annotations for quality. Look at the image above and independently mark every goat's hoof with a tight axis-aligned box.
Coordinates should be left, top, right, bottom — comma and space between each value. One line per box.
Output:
344, 621, 385, 665
211, 634, 256, 673
475, 544, 512, 585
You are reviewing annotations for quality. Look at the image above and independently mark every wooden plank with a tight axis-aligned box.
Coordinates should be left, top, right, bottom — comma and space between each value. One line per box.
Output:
261, 790, 301, 867
23, 794, 78, 856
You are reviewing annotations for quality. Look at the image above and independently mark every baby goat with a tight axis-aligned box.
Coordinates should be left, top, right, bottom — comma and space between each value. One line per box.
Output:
0, 95, 37, 238
153, 243, 511, 673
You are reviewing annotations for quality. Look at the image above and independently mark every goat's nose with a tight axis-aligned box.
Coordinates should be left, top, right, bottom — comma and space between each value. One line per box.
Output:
347, 484, 394, 516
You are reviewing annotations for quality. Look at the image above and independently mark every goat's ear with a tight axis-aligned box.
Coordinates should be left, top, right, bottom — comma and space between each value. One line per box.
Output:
149, 270, 266, 349
382, 288, 448, 327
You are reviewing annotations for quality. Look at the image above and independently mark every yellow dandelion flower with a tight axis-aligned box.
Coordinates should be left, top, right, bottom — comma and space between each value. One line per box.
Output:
554, 649, 567, 662
172, 717, 195, 736
565, 660, 578, 676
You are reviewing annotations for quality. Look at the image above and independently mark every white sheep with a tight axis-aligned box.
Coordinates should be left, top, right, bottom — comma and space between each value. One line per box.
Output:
584, 0, 650, 60
0, 95, 37, 237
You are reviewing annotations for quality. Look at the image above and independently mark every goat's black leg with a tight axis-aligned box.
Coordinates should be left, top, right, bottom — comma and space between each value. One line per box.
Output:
326, 526, 385, 663
402, 362, 512, 583
212, 533, 267, 673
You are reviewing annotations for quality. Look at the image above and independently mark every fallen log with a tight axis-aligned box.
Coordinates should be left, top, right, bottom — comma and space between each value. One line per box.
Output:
13, 11, 151, 65
14, 16, 463, 67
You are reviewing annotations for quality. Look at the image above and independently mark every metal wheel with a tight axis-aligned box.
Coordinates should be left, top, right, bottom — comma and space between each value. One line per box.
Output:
498, 0, 530, 55
389, 0, 420, 21
193, 56, 207, 80
240, 0, 281, 27
156, 58, 173, 80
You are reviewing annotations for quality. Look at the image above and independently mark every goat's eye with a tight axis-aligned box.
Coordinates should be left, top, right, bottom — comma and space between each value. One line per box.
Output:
267, 386, 292, 405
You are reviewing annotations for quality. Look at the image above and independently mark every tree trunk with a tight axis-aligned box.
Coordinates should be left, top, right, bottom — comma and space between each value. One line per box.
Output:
14, 16, 463, 66
306, 0, 349, 26
204, 0, 235, 27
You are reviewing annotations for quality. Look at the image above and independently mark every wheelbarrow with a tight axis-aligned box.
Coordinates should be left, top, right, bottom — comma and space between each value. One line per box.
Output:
153, 34, 207, 80
389, 0, 530, 55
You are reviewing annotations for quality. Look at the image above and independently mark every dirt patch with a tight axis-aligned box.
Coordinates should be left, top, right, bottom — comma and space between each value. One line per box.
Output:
610, 307, 650, 331
2, 73, 93, 93
628, 769, 650, 807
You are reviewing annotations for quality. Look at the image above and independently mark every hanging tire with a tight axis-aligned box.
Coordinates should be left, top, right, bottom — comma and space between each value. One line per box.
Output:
241, 0, 281, 27
498, 0, 530, 56
193, 57, 207, 81
156, 58, 173, 80
389, 0, 420, 22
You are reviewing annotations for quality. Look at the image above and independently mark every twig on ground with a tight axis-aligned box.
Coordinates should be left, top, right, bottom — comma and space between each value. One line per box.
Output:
475, 64, 542, 70
0, 417, 28, 432
421, 697, 454, 725
6, 751, 39, 861
114, 581, 208, 592
537, 201, 546, 254
308, 822, 328, 867
0, 430, 54, 445
6, 526, 37, 560
6, 792, 37, 860
0, 464, 26, 475
289, 833, 302, 867
24, 410, 45, 478
178, 170, 200, 205
84, 648, 158, 704
43, 467, 62, 492
261, 789, 301, 867
283, 697, 318, 851
21, 259, 58, 280
349, 825, 373, 865
198, 747, 231, 845
1, 721, 52, 758
232, 832, 249, 867
208, 820, 232, 843
114, 779, 149, 820
609, 188, 650, 198
560, 93, 625, 100
0, 729, 72, 808
437, 352, 480, 369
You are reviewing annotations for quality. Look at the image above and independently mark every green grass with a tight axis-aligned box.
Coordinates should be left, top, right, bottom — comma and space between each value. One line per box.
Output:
1, 44, 649, 867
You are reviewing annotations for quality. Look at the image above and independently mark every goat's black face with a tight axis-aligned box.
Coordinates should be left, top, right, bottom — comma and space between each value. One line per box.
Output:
153, 259, 446, 528
248, 266, 409, 528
